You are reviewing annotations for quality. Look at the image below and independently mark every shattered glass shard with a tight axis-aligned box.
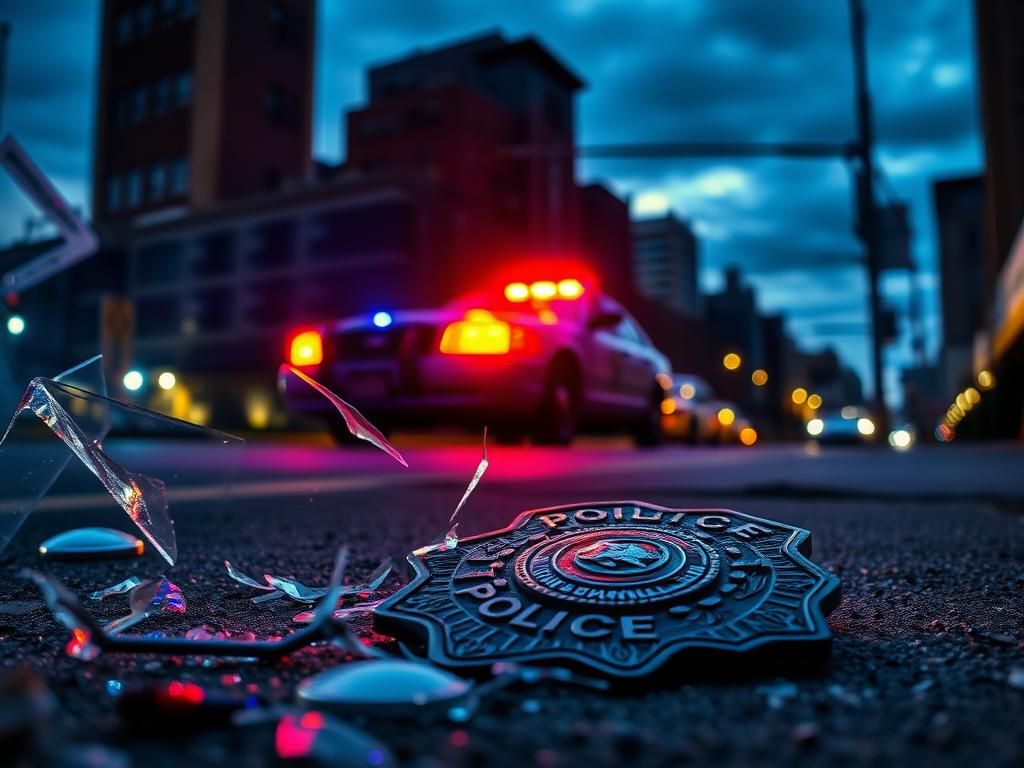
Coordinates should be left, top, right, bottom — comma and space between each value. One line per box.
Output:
90, 577, 144, 601
287, 366, 407, 467
105, 577, 186, 635
264, 575, 328, 604
20, 569, 104, 660
0, 358, 244, 566
413, 429, 488, 557
224, 560, 276, 591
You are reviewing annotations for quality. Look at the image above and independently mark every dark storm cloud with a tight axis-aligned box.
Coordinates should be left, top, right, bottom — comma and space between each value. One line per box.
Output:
0, 0, 981, 401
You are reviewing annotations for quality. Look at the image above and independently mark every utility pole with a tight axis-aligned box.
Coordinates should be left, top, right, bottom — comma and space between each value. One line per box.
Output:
849, 0, 889, 429
0, 22, 10, 135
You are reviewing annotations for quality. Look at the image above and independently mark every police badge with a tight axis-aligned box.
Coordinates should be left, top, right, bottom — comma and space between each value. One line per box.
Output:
375, 502, 841, 679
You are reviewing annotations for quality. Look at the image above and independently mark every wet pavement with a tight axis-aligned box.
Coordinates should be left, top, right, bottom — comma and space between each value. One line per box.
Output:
1, 439, 1022, 767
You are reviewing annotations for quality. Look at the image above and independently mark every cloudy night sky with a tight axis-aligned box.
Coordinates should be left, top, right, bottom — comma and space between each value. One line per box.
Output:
0, 0, 982, 404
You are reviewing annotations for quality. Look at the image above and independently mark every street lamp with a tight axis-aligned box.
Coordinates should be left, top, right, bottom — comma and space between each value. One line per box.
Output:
123, 370, 144, 392
6, 314, 24, 335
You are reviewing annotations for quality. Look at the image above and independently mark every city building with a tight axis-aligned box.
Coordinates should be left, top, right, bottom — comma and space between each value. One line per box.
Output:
91, 0, 315, 223
975, 0, 1024, 285
345, 32, 585, 292
631, 214, 699, 315
933, 175, 986, 392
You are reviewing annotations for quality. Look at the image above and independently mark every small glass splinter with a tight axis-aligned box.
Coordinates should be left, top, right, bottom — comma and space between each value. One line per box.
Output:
414, 428, 488, 556
287, 366, 407, 467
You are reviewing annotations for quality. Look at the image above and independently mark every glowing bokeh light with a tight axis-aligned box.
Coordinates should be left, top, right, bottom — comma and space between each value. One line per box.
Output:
372, 311, 393, 328
289, 330, 323, 366
660, 399, 677, 415
806, 394, 823, 410
977, 370, 995, 390
739, 427, 758, 446
6, 314, 25, 335
504, 282, 530, 302
857, 417, 876, 436
751, 369, 768, 386
888, 429, 912, 450
122, 370, 144, 392
791, 387, 808, 405
529, 281, 557, 300
722, 353, 741, 370
717, 407, 735, 426
557, 278, 585, 299
680, 383, 696, 400
157, 371, 176, 390
806, 418, 824, 436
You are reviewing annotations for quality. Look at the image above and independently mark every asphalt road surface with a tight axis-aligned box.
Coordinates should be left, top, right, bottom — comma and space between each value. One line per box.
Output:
1, 436, 1023, 767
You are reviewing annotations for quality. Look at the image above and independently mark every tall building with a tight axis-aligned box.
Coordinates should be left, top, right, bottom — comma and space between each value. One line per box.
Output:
933, 175, 986, 391
975, 0, 1024, 283
630, 214, 699, 315
91, 0, 315, 223
345, 32, 585, 291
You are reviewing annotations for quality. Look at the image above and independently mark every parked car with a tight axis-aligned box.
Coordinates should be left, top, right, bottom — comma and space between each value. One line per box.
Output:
279, 275, 671, 445
661, 374, 719, 444
806, 406, 877, 445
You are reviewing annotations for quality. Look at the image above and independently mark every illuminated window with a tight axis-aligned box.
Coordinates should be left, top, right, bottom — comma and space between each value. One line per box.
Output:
148, 164, 166, 203
170, 157, 189, 195
176, 71, 193, 107
126, 170, 142, 208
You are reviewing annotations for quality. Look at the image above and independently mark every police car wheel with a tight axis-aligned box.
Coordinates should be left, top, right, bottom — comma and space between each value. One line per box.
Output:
633, 387, 664, 448
532, 365, 578, 445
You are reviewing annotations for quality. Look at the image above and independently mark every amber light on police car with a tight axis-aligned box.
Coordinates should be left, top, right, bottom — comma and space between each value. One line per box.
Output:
440, 309, 537, 355
289, 330, 323, 366
504, 278, 586, 303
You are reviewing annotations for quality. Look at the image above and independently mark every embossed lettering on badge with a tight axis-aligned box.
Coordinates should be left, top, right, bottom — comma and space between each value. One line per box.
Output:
375, 502, 841, 678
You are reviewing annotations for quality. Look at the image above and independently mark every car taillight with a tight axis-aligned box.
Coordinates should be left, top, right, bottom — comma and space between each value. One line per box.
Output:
440, 310, 511, 355
289, 330, 323, 366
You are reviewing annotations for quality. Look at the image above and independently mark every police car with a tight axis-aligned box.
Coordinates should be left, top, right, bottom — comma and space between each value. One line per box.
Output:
279, 275, 671, 445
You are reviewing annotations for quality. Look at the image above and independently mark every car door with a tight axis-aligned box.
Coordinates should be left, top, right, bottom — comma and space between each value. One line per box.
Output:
585, 295, 633, 412
614, 313, 657, 408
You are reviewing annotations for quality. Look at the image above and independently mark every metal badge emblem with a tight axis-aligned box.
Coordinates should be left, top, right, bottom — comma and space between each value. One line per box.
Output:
375, 502, 840, 678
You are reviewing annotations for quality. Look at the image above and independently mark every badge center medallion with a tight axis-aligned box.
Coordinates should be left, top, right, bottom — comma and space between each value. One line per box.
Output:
514, 526, 720, 607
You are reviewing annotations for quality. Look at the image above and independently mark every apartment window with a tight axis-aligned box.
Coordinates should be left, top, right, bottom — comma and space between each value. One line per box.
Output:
194, 231, 236, 277
170, 157, 189, 195
136, 241, 183, 287
126, 170, 142, 208
154, 76, 171, 113
115, 12, 133, 44
270, 2, 287, 42
130, 86, 147, 122
135, 3, 154, 36
111, 91, 128, 127
106, 176, 122, 213
148, 164, 166, 203
175, 71, 193, 107
159, 0, 178, 22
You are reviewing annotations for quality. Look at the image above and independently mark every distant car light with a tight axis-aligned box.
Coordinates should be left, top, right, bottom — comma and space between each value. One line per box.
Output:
717, 407, 735, 426
504, 282, 530, 302
529, 281, 558, 301
857, 417, 876, 436
289, 330, 323, 366
6, 315, 25, 335
123, 370, 144, 392
807, 418, 824, 436
440, 312, 511, 355
372, 311, 393, 328
888, 428, 912, 450
157, 371, 176, 390
739, 426, 758, 446
556, 278, 585, 299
